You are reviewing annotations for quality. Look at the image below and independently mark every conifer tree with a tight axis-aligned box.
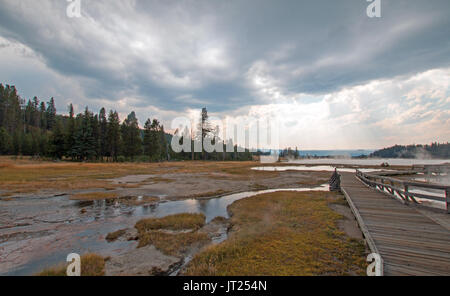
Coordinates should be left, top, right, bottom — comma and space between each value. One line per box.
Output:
106, 110, 121, 162
98, 108, 108, 160
72, 108, 96, 161
121, 111, 142, 160
46, 97, 56, 130
50, 118, 66, 159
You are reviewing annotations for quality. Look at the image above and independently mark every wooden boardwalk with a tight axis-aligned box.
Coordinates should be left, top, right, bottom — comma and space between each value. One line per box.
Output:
340, 172, 450, 276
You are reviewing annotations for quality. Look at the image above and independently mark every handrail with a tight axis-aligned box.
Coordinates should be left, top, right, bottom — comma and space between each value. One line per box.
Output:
356, 169, 450, 214
329, 169, 341, 191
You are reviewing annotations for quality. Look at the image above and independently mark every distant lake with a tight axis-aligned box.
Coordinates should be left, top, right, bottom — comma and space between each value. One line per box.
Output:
298, 149, 375, 157
289, 158, 450, 166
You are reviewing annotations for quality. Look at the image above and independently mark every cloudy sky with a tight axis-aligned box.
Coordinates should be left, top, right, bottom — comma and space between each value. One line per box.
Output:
0, 0, 449, 149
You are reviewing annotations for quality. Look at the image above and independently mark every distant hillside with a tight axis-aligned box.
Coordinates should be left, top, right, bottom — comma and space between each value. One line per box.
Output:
370, 143, 450, 159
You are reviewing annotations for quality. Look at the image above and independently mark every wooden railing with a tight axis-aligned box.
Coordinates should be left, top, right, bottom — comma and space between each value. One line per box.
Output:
329, 169, 341, 192
356, 170, 450, 214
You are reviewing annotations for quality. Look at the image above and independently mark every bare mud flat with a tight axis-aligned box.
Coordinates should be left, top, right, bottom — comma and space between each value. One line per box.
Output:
102, 170, 332, 201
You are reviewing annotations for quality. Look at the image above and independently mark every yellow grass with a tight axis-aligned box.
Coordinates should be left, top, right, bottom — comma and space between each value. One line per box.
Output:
138, 231, 210, 256
105, 229, 127, 242
36, 254, 105, 276
183, 191, 367, 276
135, 213, 210, 256
0, 157, 333, 196
0, 158, 260, 194
135, 213, 206, 232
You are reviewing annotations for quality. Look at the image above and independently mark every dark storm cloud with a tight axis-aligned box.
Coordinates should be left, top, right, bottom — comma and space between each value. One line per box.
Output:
0, 0, 449, 111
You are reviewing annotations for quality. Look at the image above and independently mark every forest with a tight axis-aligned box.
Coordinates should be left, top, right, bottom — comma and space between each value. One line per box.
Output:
0, 84, 253, 162
370, 143, 450, 159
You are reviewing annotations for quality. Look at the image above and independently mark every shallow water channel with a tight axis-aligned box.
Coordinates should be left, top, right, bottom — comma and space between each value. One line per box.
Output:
0, 184, 328, 275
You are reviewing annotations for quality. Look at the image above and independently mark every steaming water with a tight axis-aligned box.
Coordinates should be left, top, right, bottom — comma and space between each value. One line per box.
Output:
288, 158, 450, 166
0, 184, 328, 276
252, 166, 391, 173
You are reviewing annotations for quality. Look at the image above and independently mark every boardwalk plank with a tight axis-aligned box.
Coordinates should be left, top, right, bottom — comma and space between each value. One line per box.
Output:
340, 172, 450, 276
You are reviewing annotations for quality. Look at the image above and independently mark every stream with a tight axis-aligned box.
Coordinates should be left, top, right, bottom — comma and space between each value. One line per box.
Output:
0, 184, 328, 276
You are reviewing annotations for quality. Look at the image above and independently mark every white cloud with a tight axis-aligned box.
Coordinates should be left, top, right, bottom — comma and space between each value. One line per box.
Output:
226, 68, 450, 149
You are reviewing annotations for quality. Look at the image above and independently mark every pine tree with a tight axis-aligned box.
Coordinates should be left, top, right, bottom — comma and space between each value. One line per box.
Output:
98, 108, 108, 160
0, 84, 4, 128
65, 104, 76, 160
32, 97, 40, 127
72, 107, 97, 161
106, 110, 121, 162
143, 118, 153, 160
0, 127, 12, 154
21, 133, 33, 155
91, 113, 100, 160
159, 125, 169, 160
121, 111, 142, 160
50, 118, 66, 159
0, 85, 23, 135
46, 97, 57, 130
197, 107, 212, 160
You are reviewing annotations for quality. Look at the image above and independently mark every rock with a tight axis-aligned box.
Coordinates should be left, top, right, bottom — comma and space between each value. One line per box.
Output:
105, 245, 181, 276
125, 228, 139, 241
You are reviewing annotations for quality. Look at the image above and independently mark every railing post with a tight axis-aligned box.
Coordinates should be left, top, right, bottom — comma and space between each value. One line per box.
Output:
446, 189, 449, 214
404, 185, 409, 204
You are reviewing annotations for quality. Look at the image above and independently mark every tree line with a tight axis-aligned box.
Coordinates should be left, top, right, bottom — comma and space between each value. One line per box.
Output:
370, 143, 450, 159
0, 84, 253, 162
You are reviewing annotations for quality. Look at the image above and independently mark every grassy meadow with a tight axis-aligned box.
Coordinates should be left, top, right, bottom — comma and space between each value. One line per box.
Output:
184, 191, 367, 276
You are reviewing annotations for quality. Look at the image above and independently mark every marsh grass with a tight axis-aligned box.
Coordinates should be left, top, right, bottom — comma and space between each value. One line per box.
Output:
137, 231, 210, 256
184, 191, 367, 276
135, 213, 210, 256
105, 229, 127, 242
0, 159, 258, 194
37, 254, 105, 276
211, 216, 228, 223
135, 213, 206, 232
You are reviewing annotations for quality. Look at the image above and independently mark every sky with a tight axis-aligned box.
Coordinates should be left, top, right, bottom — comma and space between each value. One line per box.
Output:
0, 0, 449, 150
